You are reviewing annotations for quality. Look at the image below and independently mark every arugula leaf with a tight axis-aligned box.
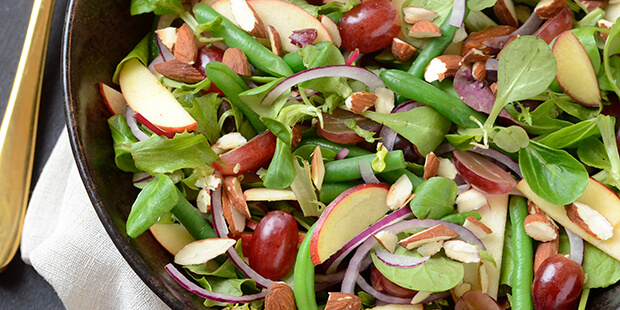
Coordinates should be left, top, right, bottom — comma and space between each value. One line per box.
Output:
290, 158, 322, 217
582, 242, 620, 288
127, 174, 179, 238
108, 115, 140, 172
518, 141, 589, 205
505, 99, 571, 135
362, 106, 451, 155
185, 258, 238, 279
132, 132, 218, 174
467, 0, 497, 11
371, 247, 464, 292
548, 92, 601, 121
112, 34, 151, 84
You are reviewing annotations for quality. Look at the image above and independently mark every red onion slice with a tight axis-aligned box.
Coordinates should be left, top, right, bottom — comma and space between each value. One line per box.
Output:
449, 0, 466, 28
565, 228, 584, 265
261, 65, 385, 106
346, 49, 360, 66
359, 161, 381, 184
165, 264, 267, 302
483, 12, 543, 49
156, 35, 175, 62
211, 185, 274, 288
335, 148, 350, 160
324, 207, 413, 273
125, 106, 150, 141
486, 58, 498, 72
374, 248, 429, 268
147, 54, 165, 75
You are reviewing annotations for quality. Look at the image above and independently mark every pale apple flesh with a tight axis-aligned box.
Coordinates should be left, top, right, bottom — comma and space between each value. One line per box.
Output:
310, 183, 391, 265
210, 0, 332, 53
475, 194, 508, 299
553, 30, 600, 107
99, 82, 127, 115
119, 58, 198, 133
516, 178, 620, 262
149, 223, 195, 255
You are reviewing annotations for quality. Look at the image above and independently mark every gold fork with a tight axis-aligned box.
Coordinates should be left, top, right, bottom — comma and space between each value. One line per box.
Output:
0, 0, 56, 272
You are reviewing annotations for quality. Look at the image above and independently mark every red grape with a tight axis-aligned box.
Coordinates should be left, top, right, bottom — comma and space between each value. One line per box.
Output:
249, 211, 299, 280
455, 291, 501, 310
317, 108, 381, 144
338, 0, 401, 53
194, 45, 225, 95
370, 265, 417, 298
452, 150, 517, 195
532, 254, 584, 310
533, 8, 573, 44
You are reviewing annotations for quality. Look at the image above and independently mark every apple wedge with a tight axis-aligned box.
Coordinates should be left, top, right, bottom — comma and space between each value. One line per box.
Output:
119, 58, 198, 133
212, 130, 277, 175
149, 223, 195, 255
99, 82, 127, 115
174, 238, 237, 265
516, 178, 620, 262
210, 0, 332, 53
310, 183, 391, 265
553, 30, 600, 107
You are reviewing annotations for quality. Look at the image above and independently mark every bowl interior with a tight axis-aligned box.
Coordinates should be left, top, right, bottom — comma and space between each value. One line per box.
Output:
62, 0, 206, 308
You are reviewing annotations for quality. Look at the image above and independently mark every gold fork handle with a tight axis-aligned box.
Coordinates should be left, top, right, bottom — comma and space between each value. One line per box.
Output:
0, 0, 56, 272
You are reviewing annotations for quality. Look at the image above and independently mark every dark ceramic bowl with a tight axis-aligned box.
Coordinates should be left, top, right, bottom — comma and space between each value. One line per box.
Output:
61, 0, 620, 309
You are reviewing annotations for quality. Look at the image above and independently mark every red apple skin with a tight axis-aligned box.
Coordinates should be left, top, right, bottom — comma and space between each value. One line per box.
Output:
309, 183, 391, 265
99, 83, 127, 115
212, 130, 278, 175
133, 112, 176, 138
534, 8, 573, 44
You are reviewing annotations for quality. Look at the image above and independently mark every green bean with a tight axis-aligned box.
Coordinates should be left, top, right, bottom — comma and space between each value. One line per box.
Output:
171, 194, 217, 240
509, 196, 534, 310
440, 211, 482, 225
408, 8, 469, 78
380, 69, 486, 128
294, 223, 318, 310
295, 137, 371, 158
319, 181, 363, 204
203, 62, 265, 133
323, 151, 406, 183
193, 4, 293, 77
378, 168, 424, 189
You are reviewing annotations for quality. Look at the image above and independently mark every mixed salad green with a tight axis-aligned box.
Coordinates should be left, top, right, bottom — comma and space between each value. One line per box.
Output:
102, 0, 620, 308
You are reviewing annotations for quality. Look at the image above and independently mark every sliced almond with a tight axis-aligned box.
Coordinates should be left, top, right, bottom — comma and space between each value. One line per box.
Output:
452, 27, 468, 44
535, 0, 567, 18
267, 25, 283, 56
174, 238, 236, 265
411, 291, 432, 305
386, 174, 414, 210
450, 281, 472, 302
437, 157, 458, 179
196, 188, 212, 213
417, 239, 444, 257
424, 54, 462, 83
462, 25, 517, 57
230, 0, 267, 37
320, 15, 341, 47
174, 24, 198, 65
456, 189, 488, 213
479, 262, 491, 294
223, 176, 251, 218
534, 237, 559, 273
400, 224, 460, 249
598, 19, 613, 42
311, 146, 325, 191
373, 230, 399, 253
472, 61, 487, 82
527, 200, 543, 215
402, 6, 439, 23
392, 37, 417, 62
523, 213, 558, 242
222, 190, 247, 236
265, 282, 297, 310
345, 91, 377, 114
489, 82, 498, 95
155, 27, 177, 52
444, 240, 481, 263
222, 48, 252, 76
211, 132, 248, 155
408, 20, 442, 38
374, 87, 395, 114
195, 174, 222, 190
423, 152, 440, 179
579, 0, 609, 11
463, 216, 493, 239
244, 188, 297, 201
325, 292, 362, 310
153, 59, 204, 84
565, 201, 614, 241
494, 0, 519, 27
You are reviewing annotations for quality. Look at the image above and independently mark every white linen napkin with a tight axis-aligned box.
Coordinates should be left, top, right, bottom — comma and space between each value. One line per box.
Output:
20, 127, 170, 310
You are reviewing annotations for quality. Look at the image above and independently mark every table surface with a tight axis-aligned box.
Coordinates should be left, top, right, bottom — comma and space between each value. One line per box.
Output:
0, 0, 68, 308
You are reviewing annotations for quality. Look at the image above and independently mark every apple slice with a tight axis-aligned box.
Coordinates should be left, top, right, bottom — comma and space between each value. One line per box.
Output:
174, 238, 237, 265
516, 178, 620, 262
99, 83, 127, 115
212, 130, 277, 175
210, 0, 332, 53
119, 58, 198, 133
553, 30, 600, 107
533, 7, 573, 44
310, 183, 391, 265
149, 223, 195, 255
